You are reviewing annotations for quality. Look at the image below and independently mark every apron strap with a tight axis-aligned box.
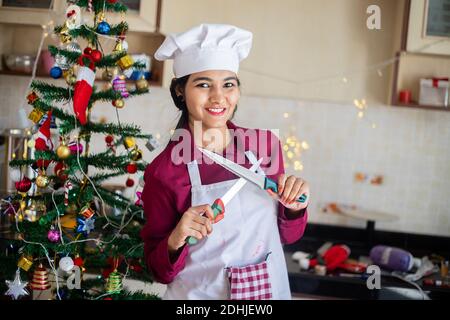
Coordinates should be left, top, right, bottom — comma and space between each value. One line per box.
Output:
187, 160, 202, 187
245, 151, 266, 177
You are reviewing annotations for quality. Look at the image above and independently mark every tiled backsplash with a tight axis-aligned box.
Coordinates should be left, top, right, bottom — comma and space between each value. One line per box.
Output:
1, 75, 449, 237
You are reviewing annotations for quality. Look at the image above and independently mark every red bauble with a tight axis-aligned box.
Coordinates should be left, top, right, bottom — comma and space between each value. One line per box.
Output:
83, 47, 92, 55
15, 177, 32, 193
126, 163, 138, 174
73, 257, 84, 267
105, 135, 114, 144
90, 50, 103, 63
126, 178, 135, 187
107, 0, 118, 3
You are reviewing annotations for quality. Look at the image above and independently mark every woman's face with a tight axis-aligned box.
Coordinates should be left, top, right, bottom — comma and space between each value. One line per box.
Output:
183, 70, 240, 130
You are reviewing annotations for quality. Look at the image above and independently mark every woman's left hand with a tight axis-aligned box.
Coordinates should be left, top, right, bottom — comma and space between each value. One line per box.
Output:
268, 174, 310, 211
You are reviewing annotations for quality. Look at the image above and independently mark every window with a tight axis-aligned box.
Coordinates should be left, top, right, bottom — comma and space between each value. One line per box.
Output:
424, 0, 450, 38
1, 0, 53, 9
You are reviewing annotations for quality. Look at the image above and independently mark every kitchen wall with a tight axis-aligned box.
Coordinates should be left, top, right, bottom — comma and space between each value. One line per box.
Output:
1, 75, 449, 237
160, 0, 405, 104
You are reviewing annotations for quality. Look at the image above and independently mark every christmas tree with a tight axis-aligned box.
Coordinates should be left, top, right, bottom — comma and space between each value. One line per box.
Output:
1, 0, 159, 300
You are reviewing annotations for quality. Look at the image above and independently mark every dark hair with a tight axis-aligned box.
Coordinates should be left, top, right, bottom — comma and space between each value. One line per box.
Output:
170, 75, 241, 129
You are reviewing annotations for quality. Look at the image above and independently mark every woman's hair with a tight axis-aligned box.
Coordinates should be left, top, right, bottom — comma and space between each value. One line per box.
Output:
170, 75, 241, 129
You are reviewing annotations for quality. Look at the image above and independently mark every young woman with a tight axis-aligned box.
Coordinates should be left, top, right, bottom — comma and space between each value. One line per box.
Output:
140, 24, 310, 300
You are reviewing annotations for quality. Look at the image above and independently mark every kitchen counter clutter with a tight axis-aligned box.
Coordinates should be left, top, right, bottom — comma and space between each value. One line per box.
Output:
285, 223, 450, 300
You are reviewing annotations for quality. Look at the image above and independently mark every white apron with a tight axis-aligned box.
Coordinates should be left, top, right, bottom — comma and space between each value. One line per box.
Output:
164, 151, 291, 300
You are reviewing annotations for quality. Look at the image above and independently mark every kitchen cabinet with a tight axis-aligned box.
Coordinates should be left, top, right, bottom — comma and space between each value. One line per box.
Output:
390, 0, 450, 112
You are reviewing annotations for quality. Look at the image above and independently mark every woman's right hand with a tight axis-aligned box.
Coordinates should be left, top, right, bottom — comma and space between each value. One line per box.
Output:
168, 205, 214, 253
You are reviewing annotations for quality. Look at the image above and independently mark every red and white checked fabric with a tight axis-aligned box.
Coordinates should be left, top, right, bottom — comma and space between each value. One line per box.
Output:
227, 261, 272, 300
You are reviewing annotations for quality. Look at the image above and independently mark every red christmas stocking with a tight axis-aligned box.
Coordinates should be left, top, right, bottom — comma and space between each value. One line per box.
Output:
73, 66, 95, 125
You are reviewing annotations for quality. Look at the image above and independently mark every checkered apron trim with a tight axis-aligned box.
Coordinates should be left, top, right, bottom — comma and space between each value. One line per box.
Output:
227, 260, 273, 300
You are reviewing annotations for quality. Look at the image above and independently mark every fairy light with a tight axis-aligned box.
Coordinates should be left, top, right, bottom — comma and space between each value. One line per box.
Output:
283, 112, 290, 119
282, 131, 309, 172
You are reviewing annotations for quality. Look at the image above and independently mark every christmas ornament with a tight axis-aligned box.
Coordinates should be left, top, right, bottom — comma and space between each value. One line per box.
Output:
28, 108, 44, 124
35, 173, 50, 188
126, 163, 138, 174
59, 23, 72, 44
35, 110, 54, 151
64, 181, 73, 206
73, 50, 96, 125
50, 66, 63, 79
17, 255, 33, 271
47, 226, 61, 243
126, 178, 135, 187
118, 54, 134, 70
105, 270, 122, 294
129, 147, 143, 161
15, 177, 32, 193
30, 265, 51, 291
80, 204, 95, 219
96, 12, 111, 34
5, 269, 29, 300
65, 5, 82, 30
90, 49, 103, 63
56, 144, 71, 160
59, 256, 74, 273
68, 140, 83, 155
135, 191, 143, 207
73, 255, 85, 273
97, 21, 111, 34
112, 99, 125, 109
113, 76, 129, 98
66, 41, 82, 54
76, 217, 95, 236
123, 137, 135, 149
55, 54, 70, 70
136, 76, 149, 92
27, 91, 39, 104
113, 39, 127, 53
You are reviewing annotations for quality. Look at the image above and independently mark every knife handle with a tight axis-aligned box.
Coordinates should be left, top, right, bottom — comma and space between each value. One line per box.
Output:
264, 178, 308, 203
186, 199, 225, 246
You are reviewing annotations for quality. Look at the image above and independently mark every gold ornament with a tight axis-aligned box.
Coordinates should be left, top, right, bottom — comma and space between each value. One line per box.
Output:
118, 54, 134, 70
18, 254, 33, 271
113, 99, 125, 109
136, 77, 149, 91
129, 147, 143, 161
123, 137, 136, 149
64, 70, 77, 86
113, 40, 124, 53
35, 174, 50, 188
57, 145, 71, 160
59, 23, 72, 44
28, 108, 45, 124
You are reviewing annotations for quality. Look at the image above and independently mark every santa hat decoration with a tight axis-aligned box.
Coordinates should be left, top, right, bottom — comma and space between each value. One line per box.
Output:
35, 110, 54, 151
73, 48, 99, 125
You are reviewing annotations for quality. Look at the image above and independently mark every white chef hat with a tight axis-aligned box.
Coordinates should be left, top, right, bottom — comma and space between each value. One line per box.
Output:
154, 23, 253, 78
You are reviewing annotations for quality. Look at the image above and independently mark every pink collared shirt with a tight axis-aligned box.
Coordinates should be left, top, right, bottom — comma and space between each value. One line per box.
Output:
140, 121, 308, 284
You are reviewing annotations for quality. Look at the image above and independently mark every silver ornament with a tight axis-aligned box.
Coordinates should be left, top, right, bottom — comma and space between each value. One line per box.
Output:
55, 54, 70, 70
66, 42, 82, 54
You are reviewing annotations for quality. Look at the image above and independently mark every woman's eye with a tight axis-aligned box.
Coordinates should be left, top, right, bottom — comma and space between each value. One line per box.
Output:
224, 82, 235, 88
196, 83, 210, 88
